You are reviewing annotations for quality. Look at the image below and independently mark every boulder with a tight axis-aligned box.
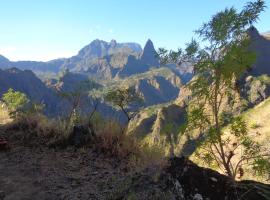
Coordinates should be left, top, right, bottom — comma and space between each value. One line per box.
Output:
68, 125, 95, 147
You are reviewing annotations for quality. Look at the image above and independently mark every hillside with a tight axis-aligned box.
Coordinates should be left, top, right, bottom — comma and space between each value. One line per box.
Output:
1, 119, 270, 200
262, 31, 270, 40
128, 73, 270, 181
0, 68, 60, 115
248, 27, 270, 76
241, 97, 270, 151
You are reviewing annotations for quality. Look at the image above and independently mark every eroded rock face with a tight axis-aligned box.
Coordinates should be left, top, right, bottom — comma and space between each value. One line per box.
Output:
239, 75, 270, 106
248, 27, 270, 76
140, 39, 160, 67
117, 39, 160, 77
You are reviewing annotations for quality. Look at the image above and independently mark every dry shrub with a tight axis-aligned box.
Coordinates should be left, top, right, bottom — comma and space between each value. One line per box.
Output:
95, 130, 139, 159
4, 113, 70, 147
127, 144, 166, 171
94, 120, 165, 170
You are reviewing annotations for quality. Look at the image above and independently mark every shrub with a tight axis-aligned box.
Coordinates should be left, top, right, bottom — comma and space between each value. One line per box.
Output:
1, 88, 29, 118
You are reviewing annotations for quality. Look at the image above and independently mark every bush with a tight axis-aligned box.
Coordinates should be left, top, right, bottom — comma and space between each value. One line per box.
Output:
1, 88, 29, 118
4, 113, 70, 147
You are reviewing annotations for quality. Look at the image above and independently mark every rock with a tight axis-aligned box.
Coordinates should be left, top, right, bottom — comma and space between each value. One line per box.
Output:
210, 177, 218, 182
193, 193, 203, 200
0, 138, 8, 151
68, 125, 95, 147
0, 191, 5, 200
247, 26, 270, 76
140, 39, 160, 67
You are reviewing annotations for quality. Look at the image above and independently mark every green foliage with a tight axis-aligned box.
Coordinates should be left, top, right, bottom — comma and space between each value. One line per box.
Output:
230, 116, 247, 137
250, 122, 260, 129
2, 88, 29, 117
159, 0, 268, 179
252, 157, 270, 177
105, 87, 143, 122
59, 79, 100, 124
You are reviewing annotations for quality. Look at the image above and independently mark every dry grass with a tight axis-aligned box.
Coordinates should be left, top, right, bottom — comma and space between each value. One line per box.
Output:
191, 97, 270, 183
3, 113, 70, 147
0, 103, 12, 125
94, 120, 165, 169
2, 114, 165, 170
243, 97, 270, 148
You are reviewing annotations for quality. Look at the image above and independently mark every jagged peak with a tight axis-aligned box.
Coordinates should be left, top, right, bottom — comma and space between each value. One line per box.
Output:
0, 55, 10, 62
143, 39, 155, 50
110, 39, 117, 47
140, 39, 159, 67
247, 26, 261, 39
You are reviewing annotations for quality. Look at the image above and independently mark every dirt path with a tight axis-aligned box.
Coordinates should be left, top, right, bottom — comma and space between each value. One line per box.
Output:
0, 146, 127, 200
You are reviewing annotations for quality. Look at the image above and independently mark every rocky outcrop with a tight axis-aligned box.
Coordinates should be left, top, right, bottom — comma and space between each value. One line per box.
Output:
248, 27, 270, 76
116, 55, 146, 77
128, 103, 187, 155
117, 39, 160, 77
113, 157, 270, 200
140, 39, 159, 67
136, 76, 179, 105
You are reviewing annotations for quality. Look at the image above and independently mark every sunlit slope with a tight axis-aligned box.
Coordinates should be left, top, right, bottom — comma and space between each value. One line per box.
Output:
242, 96, 270, 149
0, 103, 11, 125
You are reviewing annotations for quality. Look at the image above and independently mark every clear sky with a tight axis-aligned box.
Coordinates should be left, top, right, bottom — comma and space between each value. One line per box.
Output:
0, 0, 269, 61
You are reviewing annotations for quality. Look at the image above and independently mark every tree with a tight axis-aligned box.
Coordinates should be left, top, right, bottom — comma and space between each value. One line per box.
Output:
159, 0, 269, 179
105, 87, 143, 123
2, 88, 29, 117
59, 80, 100, 125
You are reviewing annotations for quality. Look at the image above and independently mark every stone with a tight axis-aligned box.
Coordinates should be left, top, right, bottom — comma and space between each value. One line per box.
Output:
0, 191, 5, 200
210, 177, 218, 182
68, 125, 95, 147
193, 193, 203, 200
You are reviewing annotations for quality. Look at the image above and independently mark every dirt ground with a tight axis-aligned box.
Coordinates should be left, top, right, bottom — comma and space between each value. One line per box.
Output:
0, 146, 128, 200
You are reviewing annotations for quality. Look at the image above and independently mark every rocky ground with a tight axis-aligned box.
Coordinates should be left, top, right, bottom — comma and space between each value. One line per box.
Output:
1, 125, 270, 200
0, 146, 131, 200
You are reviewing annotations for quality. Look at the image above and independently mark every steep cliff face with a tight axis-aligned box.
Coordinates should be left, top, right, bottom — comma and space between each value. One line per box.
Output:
248, 27, 270, 76
128, 103, 187, 155
140, 39, 160, 67
117, 39, 160, 78
0, 68, 60, 115
107, 67, 183, 107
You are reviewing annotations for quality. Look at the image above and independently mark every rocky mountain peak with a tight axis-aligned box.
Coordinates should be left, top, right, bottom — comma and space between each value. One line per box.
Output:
78, 39, 109, 58
0, 55, 9, 62
140, 39, 159, 67
247, 26, 261, 40
110, 39, 117, 48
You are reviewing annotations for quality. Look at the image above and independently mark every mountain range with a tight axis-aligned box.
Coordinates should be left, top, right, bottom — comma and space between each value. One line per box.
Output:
0, 27, 269, 120
0, 39, 160, 79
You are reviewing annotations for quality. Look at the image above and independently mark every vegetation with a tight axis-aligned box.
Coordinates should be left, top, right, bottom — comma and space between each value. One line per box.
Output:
159, 0, 269, 180
105, 87, 143, 123
1, 88, 29, 118
59, 80, 100, 125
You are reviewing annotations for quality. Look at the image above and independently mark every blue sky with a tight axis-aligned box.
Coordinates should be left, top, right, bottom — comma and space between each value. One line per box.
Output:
0, 0, 269, 61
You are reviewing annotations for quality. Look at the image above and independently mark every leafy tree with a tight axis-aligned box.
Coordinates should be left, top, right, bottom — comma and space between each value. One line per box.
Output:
159, 0, 269, 179
59, 80, 100, 125
105, 87, 143, 123
2, 88, 29, 117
